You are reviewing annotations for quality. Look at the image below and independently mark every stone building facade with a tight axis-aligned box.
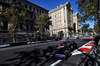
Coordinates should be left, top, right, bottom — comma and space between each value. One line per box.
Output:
49, 2, 74, 37
49, 2, 80, 37
73, 12, 80, 34
0, 0, 48, 33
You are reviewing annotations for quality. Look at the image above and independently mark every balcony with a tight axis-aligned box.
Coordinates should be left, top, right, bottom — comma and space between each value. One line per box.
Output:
25, 17, 34, 23
0, 0, 11, 6
0, 1, 34, 13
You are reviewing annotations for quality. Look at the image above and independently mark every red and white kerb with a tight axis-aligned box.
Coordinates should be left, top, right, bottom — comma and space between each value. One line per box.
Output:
72, 41, 95, 56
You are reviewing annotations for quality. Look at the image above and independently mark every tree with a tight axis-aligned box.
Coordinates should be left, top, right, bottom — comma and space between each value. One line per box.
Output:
82, 24, 89, 32
88, 28, 93, 35
35, 13, 51, 32
76, 0, 98, 22
1, 6, 26, 42
88, 28, 93, 32
93, 22, 100, 34
1, 6, 26, 33
58, 31, 64, 37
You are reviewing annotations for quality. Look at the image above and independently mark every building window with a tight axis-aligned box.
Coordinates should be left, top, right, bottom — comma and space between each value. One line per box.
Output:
29, 6, 31, 10
35, 8, 37, 13
31, 24, 33, 30
33, 8, 35, 11
0, 6, 2, 12
26, 14, 28, 17
64, 16, 65, 19
25, 4, 27, 8
18, 2, 21, 6
64, 20, 66, 23
13, 0, 18, 5
30, 14, 32, 19
55, 15, 56, 18
37, 9, 38, 13
39, 10, 40, 13
3, 21, 8, 30
20, 23, 23, 30
26, 23, 29, 30
13, 0, 16, 2
64, 7, 65, 10
42, 12, 44, 14
7, 0, 10, 2
65, 23, 66, 27
4, 0, 7, 1
40, 10, 42, 14
34, 15, 36, 19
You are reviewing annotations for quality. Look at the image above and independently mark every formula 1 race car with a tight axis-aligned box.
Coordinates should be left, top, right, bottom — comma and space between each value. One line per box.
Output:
43, 40, 78, 60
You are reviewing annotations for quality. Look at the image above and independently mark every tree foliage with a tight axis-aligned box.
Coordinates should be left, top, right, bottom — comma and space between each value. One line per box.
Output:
76, 0, 98, 22
88, 28, 93, 33
82, 24, 89, 32
93, 22, 100, 34
58, 31, 64, 37
1, 6, 26, 32
35, 13, 51, 32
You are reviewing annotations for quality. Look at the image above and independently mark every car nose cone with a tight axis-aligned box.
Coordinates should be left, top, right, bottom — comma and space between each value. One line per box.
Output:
46, 53, 50, 56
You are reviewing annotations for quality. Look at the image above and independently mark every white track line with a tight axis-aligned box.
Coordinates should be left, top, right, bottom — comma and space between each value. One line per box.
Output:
50, 60, 62, 66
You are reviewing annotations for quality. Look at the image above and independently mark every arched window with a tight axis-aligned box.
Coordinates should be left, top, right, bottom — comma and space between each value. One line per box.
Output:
25, 4, 27, 8
73, 23, 76, 32
29, 6, 31, 10
33, 8, 35, 11
37, 9, 38, 13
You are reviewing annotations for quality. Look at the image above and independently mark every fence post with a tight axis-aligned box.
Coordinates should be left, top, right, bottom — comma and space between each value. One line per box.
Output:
0, 34, 3, 43
94, 39, 100, 66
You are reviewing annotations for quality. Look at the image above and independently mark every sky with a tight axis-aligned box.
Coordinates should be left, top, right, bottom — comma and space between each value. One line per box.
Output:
28, 0, 94, 28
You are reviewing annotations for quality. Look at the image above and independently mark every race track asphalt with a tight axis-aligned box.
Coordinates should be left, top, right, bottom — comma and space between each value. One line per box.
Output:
0, 39, 92, 66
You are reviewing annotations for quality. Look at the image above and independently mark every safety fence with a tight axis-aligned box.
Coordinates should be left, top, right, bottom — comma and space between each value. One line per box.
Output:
94, 39, 100, 66
0, 33, 53, 44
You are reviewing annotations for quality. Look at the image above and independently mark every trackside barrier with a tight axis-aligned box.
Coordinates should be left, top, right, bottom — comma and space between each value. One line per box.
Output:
94, 39, 100, 66
0, 40, 55, 48
0, 42, 27, 48
0, 44, 10, 47
77, 35, 100, 66
71, 40, 97, 66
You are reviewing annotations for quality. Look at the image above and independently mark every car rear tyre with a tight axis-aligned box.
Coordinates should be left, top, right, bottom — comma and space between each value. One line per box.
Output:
47, 46, 54, 53
64, 50, 71, 59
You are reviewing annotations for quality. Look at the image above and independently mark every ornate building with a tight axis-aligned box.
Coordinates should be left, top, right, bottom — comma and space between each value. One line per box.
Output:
49, 2, 80, 37
0, 0, 48, 33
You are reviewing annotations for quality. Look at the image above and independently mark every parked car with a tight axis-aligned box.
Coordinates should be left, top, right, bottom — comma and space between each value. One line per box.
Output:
62, 37, 69, 41
74, 36, 79, 39
55, 37, 61, 41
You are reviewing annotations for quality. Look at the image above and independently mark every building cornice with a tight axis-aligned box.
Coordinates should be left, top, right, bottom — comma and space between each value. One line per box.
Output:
25, 0, 49, 12
0, 0, 48, 12
49, 2, 72, 14
0, 0, 11, 6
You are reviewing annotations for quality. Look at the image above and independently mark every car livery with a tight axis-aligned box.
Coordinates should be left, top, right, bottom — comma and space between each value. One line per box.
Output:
43, 40, 78, 60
